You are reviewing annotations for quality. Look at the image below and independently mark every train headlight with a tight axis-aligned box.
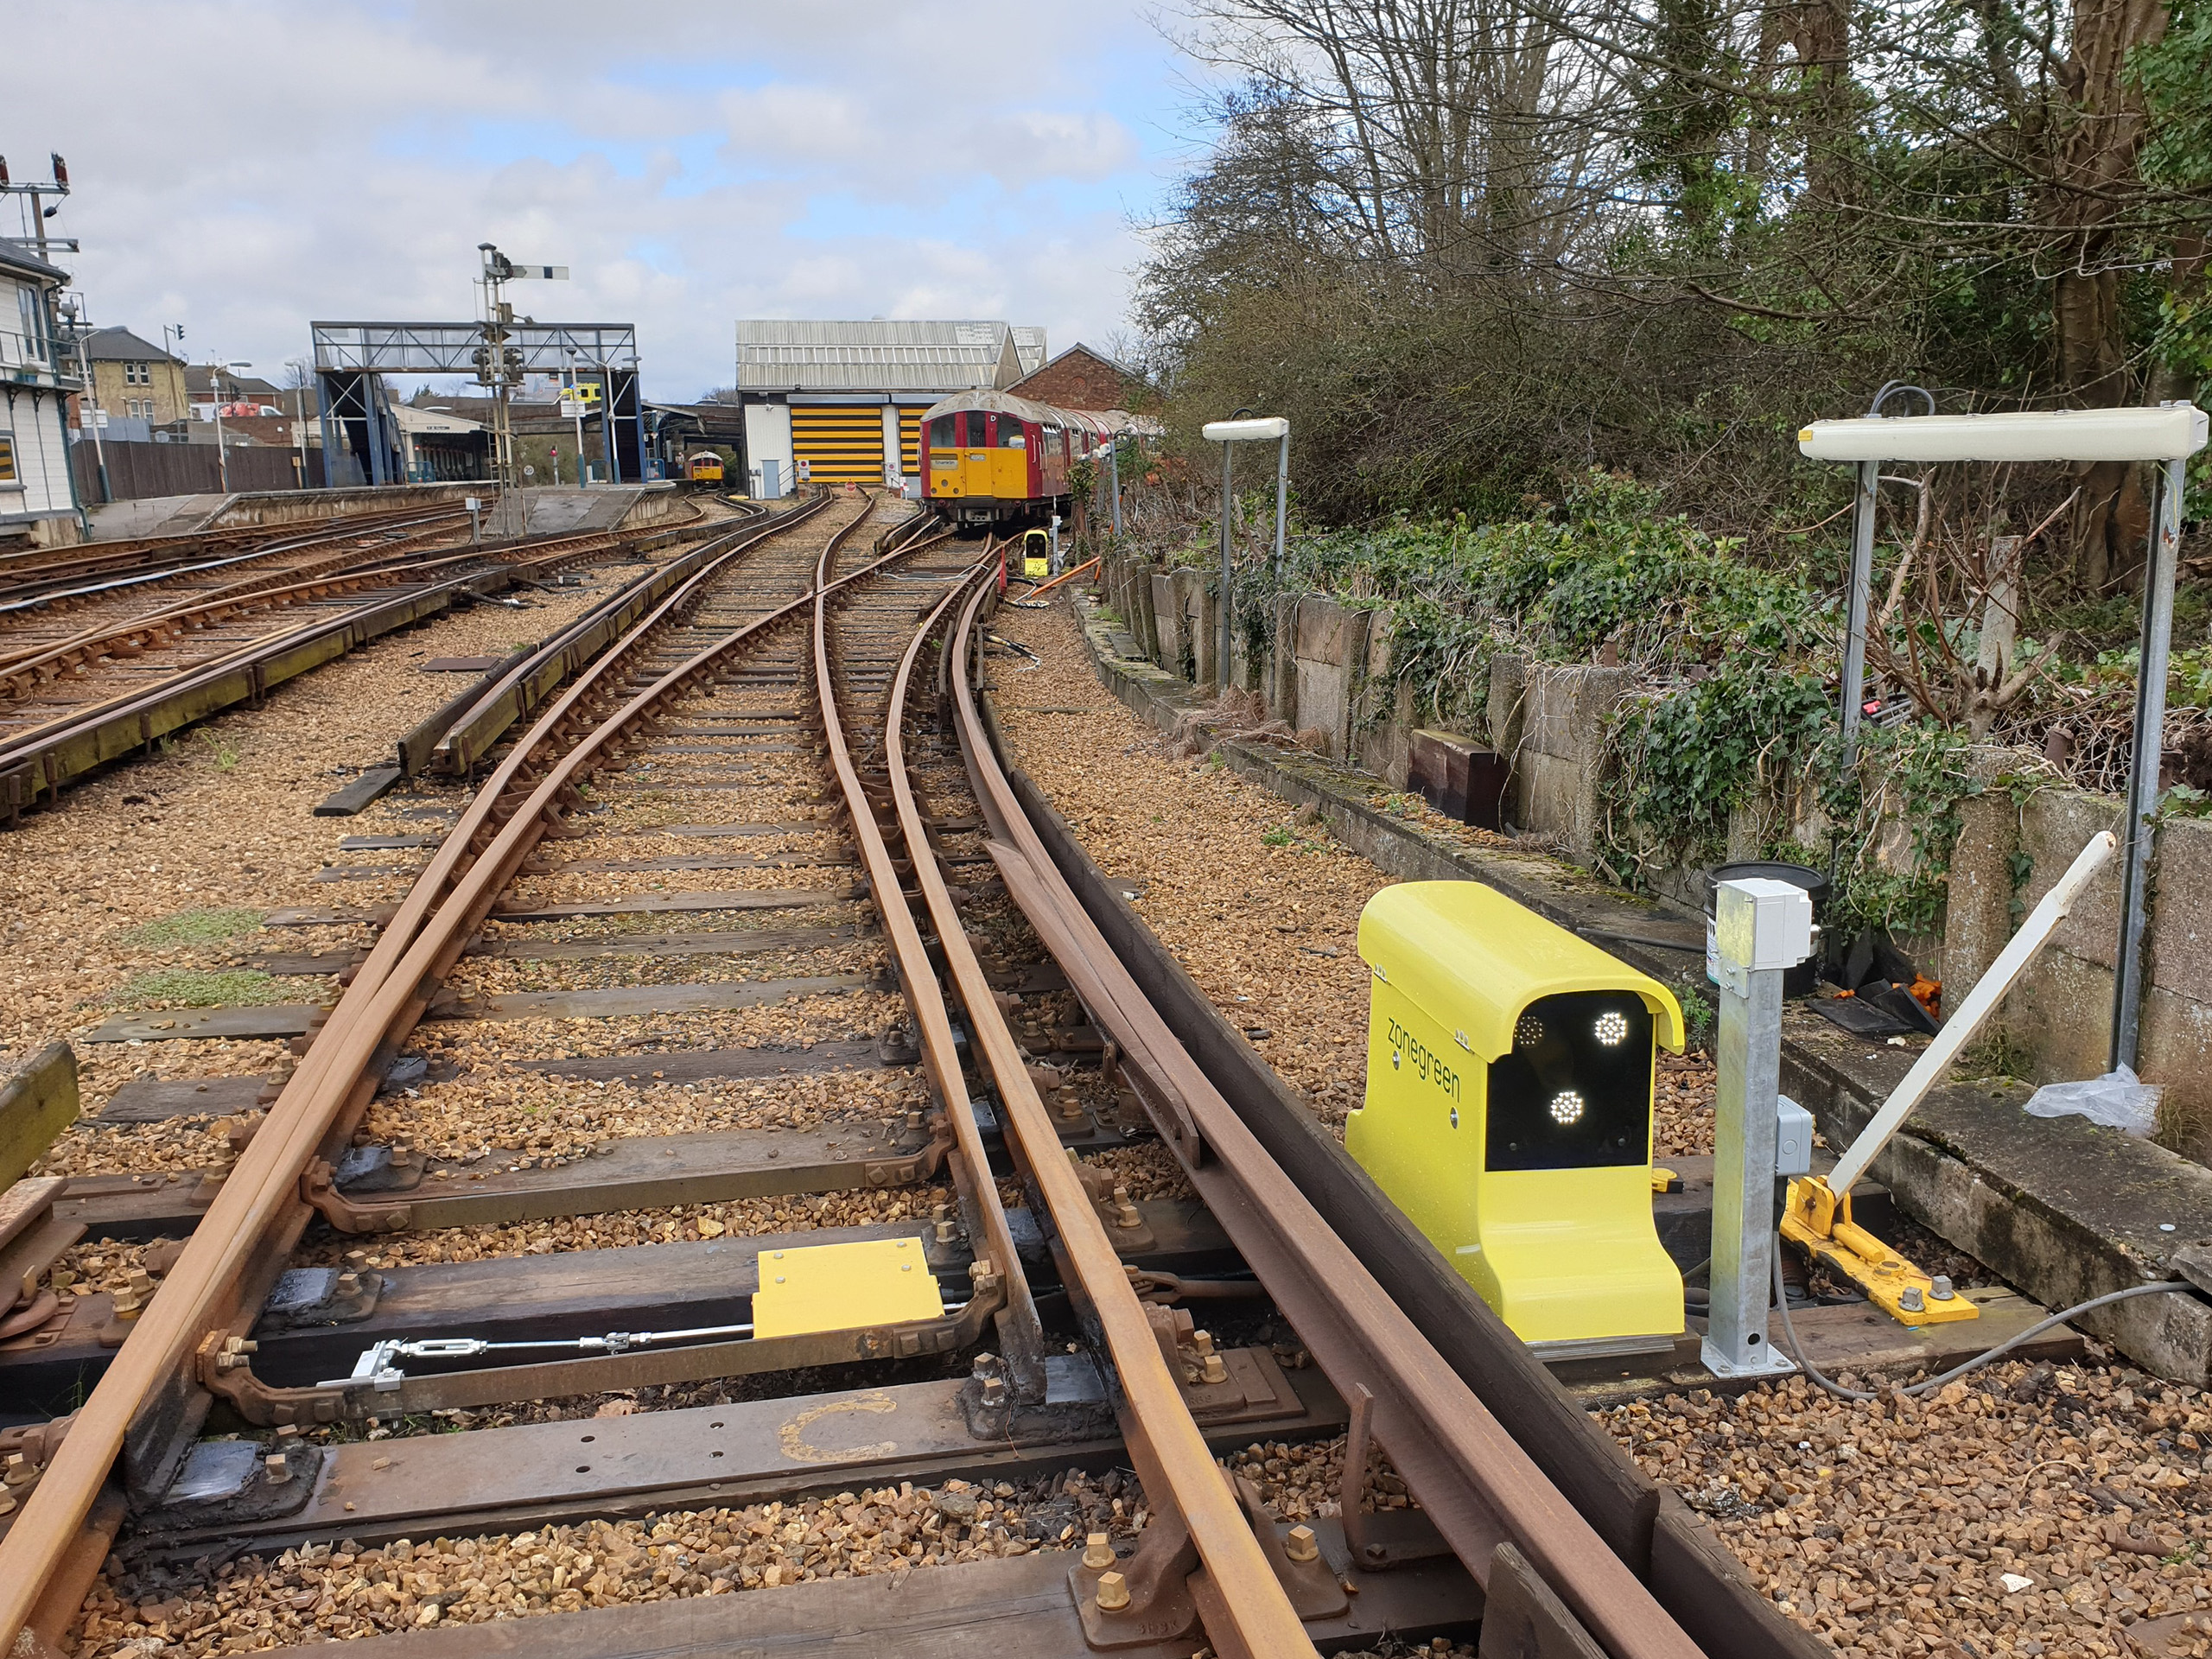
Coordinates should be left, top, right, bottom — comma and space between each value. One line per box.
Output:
1345, 881, 1687, 1348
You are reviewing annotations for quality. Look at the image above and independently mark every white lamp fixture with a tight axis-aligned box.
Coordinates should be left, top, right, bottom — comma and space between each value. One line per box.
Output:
1800, 404, 2208, 464
1202, 416, 1289, 442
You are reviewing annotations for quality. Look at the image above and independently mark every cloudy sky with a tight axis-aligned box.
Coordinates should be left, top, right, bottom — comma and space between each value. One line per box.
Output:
4, 2, 1213, 399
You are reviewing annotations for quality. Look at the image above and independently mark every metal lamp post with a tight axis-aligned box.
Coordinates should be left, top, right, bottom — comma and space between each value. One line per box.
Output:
1199, 416, 1289, 692
1800, 401, 2208, 1071
207, 358, 252, 494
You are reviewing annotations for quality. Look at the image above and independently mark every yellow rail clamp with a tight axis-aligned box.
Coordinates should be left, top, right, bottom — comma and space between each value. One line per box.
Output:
1650, 1166, 1681, 1195
1781, 1176, 1978, 1325
752, 1238, 944, 1338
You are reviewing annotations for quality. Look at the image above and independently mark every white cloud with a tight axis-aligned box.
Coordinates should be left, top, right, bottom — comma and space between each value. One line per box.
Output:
0, 0, 1194, 398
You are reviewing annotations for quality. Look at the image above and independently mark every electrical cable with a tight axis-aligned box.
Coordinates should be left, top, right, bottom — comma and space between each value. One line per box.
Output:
1769, 1243, 2191, 1401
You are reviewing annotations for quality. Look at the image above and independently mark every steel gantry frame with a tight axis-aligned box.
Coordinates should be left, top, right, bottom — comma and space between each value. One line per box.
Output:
310, 320, 643, 489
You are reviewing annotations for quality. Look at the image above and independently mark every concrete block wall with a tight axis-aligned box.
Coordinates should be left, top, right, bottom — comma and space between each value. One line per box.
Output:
1945, 785, 2212, 1152
1097, 552, 1618, 836
1514, 664, 1629, 858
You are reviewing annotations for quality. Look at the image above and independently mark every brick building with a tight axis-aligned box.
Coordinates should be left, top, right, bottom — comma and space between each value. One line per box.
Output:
1006, 342, 1146, 412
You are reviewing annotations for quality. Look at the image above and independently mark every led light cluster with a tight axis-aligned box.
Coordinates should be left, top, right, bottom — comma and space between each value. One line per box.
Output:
1548, 1090, 1586, 1126
1513, 1014, 1544, 1049
1593, 1010, 1630, 1046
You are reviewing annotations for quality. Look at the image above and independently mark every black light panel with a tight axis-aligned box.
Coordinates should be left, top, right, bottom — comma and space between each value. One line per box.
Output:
1485, 991, 1653, 1171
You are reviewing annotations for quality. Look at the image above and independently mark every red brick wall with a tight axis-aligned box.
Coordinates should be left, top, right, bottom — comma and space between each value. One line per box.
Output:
1008, 347, 1141, 412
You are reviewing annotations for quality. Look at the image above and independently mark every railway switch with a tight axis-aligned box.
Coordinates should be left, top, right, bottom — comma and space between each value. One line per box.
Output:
1346, 881, 1686, 1349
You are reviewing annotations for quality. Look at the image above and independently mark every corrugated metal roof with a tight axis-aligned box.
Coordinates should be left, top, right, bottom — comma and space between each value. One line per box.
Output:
734, 319, 1046, 394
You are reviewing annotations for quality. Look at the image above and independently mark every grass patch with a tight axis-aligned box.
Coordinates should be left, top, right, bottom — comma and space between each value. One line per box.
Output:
117, 907, 264, 948
107, 969, 284, 1008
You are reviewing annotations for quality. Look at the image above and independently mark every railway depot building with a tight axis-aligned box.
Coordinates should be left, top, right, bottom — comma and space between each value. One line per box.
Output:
731, 319, 1045, 497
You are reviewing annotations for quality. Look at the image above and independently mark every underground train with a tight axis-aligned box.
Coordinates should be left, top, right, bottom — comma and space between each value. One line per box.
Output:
685, 451, 726, 484
919, 391, 1111, 528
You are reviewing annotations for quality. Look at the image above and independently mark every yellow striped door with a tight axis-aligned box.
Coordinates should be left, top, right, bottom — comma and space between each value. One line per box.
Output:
897, 408, 923, 479
791, 406, 884, 484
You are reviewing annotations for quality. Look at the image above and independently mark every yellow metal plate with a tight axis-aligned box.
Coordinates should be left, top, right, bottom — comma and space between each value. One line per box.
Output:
752, 1239, 944, 1338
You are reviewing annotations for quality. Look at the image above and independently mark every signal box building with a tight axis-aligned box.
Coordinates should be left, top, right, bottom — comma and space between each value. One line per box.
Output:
731, 320, 1045, 497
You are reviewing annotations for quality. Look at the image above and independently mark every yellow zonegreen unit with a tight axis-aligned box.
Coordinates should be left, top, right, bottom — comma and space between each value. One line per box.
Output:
1346, 882, 1686, 1350
751, 1238, 944, 1338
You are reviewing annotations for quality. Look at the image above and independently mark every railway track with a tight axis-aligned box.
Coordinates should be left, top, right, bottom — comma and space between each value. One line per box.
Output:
0, 498, 1810, 1657
0, 505, 480, 615
0, 503, 725, 822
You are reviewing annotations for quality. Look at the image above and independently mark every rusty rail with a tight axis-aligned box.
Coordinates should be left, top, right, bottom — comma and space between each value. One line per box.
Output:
874, 563, 1316, 1659
0, 496, 887, 1648
944, 578, 1707, 1659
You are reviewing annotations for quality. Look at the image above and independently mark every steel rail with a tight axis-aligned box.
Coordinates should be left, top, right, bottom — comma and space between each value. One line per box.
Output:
0, 497, 881, 1648
807, 539, 1047, 1396
0, 535, 647, 814
875, 563, 1316, 1659
0, 503, 473, 597
0, 507, 474, 620
0, 517, 637, 685
944, 581, 1707, 1659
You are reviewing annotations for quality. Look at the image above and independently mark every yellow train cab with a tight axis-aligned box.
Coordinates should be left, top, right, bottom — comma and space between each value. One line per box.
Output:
687, 451, 725, 484
920, 391, 1107, 528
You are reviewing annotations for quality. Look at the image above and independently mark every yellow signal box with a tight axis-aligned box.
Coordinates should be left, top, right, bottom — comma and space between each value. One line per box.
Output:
1346, 882, 1686, 1350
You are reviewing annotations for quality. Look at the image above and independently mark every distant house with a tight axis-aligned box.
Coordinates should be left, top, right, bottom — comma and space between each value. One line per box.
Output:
1006, 343, 1147, 414
0, 238, 84, 545
78, 326, 189, 427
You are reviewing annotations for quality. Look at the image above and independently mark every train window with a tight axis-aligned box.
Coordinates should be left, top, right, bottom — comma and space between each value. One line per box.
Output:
963, 412, 988, 448
930, 415, 956, 449
999, 418, 1026, 449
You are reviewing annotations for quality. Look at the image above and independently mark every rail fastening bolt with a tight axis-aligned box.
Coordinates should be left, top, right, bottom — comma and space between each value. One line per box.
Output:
335, 1272, 361, 1298
264, 1452, 291, 1484
1094, 1571, 1130, 1613
1285, 1524, 1319, 1564
3, 1453, 36, 1489
1200, 1354, 1230, 1385
1899, 1286, 1926, 1313
1112, 1186, 1141, 1230
1930, 1274, 1956, 1300
1083, 1532, 1115, 1570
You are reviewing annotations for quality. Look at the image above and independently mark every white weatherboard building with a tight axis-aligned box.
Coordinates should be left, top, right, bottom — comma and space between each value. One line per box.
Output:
0, 239, 83, 545
732, 320, 1045, 498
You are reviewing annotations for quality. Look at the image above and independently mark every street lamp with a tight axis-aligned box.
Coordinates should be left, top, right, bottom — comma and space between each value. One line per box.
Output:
207, 358, 252, 493
1200, 415, 1290, 693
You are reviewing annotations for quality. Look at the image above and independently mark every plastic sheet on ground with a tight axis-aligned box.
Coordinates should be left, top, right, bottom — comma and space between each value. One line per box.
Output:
2021, 1064, 2161, 1136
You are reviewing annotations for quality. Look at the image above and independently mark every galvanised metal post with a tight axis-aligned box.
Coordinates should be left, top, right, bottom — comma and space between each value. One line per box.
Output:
1706, 879, 1810, 1379
1218, 438, 1233, 691
1839, 457, 1877, 768
2113, 456, 2187, 1071
1108, 432, 1122, 535
1273, 430, 1288, 579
